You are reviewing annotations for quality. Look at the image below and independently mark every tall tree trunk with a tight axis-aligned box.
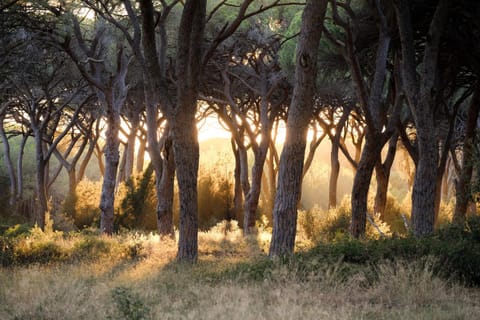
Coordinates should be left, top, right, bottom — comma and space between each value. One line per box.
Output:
124, 116, 138, 179
347, 0, 391, 238
99, 103, 121, 235
232, 139, 244, 222
411, 125, 438, 236
173, 112, 199, 261
243, 137, 269, 233
351, 139, 381, 237
136, 136, 146, 173
329, 139, 341, 209
374, 133, 398, 219
16, 133, 27, 201
116, 145, 127, 185
157, 134, 175, 237
174, 0, 206, 262
77, 132, 97, 182
453, 88, 480, 223
0, 115, 17, 206
327, 108, 351, 209
395, 0, 449, 237
33, 131, 48, 229
269, 0, 328, 257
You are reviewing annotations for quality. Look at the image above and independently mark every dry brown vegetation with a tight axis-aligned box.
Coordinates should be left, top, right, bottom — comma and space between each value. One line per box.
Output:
1, 222, 479, 320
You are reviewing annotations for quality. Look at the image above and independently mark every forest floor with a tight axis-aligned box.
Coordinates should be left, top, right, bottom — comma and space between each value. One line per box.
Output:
1, 222, 480, 320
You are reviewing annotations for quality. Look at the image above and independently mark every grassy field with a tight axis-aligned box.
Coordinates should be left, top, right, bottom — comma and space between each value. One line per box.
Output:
1, 222, 480, 320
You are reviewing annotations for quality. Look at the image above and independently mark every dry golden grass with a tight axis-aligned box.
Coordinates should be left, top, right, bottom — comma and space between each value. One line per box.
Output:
1, 224, 479, 320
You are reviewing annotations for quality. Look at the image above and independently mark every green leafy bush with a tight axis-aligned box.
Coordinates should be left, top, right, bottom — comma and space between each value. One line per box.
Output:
0, 236, 14, 266
3, 223, 31, 238
15, 241, 66, 265
111, 286, 150, 320
119, 166, 157, 231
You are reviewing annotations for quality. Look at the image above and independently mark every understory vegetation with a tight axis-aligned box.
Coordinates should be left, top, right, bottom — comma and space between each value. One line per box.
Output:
1, 216, 480, 319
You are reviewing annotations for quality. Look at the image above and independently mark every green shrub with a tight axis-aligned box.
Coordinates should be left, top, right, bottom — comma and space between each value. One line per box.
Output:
297, 217, 480, 286
111, 286, 150, 320
119, 166, 157, 231
0, 236, 14, 266
15, 241, 66, 265
3, 223, 31, 238
71, 236, 112, 260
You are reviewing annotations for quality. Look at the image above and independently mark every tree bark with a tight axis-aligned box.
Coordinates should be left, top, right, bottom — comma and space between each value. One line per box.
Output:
124, 116, 138, 180
174, 0, 206, 262
328, 108, 350, 209
16, 133, 28, 201
343, 0, 391, 238
453, 88, 480, 223
411, 125, 438, 236
374, 133, 398, 219
99, 99, 121, 235
269, 0, 328, 257
136, 136, 146, 173
33, 130, 47, 229
395, 0, 449, 236
0, 113, 17, 206
351, 139, 382, 237
243, 129, 269, 233
232, 139, 244, 222
157, 134, 175, 237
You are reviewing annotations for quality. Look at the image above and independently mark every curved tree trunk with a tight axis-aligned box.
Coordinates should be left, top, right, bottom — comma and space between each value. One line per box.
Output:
395, 0, 449, 237
269, 0, 328, 257
351, 139, 381, 238
374, 133, 398, 219
157, 134, 175, 237
243, 138, 269, 233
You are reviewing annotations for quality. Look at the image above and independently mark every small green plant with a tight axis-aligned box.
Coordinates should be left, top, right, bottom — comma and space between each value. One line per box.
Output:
0, 236, 14, 266
3, 224, 31, 238
111, 286, 150, 320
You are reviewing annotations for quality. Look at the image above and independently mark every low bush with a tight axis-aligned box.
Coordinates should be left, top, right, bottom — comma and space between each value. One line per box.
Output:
0, 236, 14, 266
111, 286, 150, 320
227, 215, 480, 286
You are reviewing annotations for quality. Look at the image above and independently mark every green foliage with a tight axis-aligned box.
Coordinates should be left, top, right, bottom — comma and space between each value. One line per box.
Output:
0, 225, 147, 267
3, 224, 31, 238
0, 236, 14, 267
70, 236, 113, 260
119, 165, 157, 231
111, 286, 150, 320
